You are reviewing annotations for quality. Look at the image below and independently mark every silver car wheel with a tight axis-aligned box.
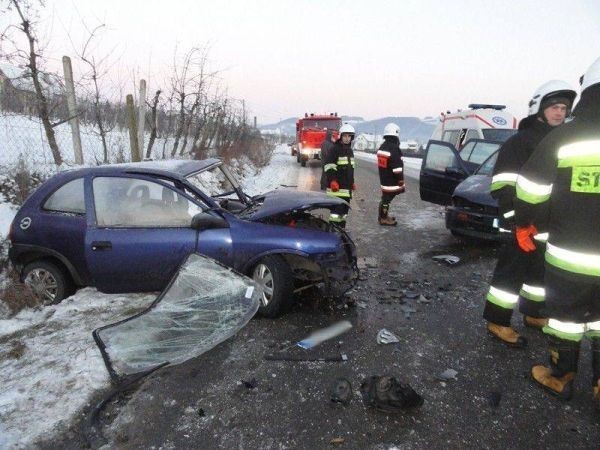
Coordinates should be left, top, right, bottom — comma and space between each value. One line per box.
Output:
253, 263, 274, 307
24, 268, 58, 305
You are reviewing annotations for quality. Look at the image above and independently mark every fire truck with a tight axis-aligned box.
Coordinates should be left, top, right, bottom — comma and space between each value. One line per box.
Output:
295, 113, 342, 167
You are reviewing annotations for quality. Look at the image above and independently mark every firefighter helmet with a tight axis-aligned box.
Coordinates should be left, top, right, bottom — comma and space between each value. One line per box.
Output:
383, 123, 400, 138
527, 80, 577, 116
339, 123, 355, 136
581, 56, 600, 92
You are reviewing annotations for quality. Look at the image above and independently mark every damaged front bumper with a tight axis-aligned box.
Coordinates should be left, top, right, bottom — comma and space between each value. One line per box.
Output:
313, 228, 358, 297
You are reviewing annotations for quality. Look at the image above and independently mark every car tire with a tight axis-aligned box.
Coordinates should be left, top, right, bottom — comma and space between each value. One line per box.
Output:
22, 260, 74, 306
252, 255, 294, 318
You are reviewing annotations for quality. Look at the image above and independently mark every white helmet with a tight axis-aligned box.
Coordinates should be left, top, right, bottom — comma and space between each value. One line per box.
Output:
527, 80, 577, 116
339, 123, 355, 136
383, 123, 400, 138
581, 56, 600, 92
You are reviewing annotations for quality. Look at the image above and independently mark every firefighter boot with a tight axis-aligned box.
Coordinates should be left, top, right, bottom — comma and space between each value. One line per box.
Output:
592, 338, 600, 411
487, 322, 527, 348
531, 335, 580, 400
524, 315, 549, 329
378, 202, 397, 226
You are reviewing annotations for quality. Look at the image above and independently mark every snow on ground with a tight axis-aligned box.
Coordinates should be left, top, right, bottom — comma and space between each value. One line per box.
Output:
242, 144, 297, 196
0, 144, 294, 449
0, 200, 17, 240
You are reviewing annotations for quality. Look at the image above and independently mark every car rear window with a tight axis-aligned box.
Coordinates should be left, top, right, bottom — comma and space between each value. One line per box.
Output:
43, 178, 85, 214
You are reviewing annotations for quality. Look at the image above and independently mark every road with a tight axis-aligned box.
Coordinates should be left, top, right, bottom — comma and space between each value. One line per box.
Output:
49, 155, 600, 449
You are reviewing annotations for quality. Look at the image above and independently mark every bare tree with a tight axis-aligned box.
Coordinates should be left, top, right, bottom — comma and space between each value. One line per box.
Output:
145, 89, 161, 158
4, 0, 63, 165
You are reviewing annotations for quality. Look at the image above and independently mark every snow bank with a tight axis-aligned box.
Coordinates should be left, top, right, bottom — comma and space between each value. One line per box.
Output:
242, 144, 296, 195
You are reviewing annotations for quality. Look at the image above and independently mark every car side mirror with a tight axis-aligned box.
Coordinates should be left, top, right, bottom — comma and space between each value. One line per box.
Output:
445, 166, 466, 177
191, 212, 229, 231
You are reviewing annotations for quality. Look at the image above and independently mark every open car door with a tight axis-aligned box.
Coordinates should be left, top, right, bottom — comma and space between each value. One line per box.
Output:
419, 140, 470, 206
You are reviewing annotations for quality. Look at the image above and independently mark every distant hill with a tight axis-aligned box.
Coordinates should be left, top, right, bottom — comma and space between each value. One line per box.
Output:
260, 115, 436, 144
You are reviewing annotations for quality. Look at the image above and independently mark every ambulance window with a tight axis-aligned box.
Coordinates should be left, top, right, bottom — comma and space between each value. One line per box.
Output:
442, 130, 460, 147
464, 129, 479, 143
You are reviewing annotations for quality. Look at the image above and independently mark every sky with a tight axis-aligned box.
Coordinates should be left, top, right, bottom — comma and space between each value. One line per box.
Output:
2, 0, 600, 125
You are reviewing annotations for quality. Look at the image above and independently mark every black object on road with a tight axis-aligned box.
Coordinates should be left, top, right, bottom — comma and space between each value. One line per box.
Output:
360, 376, 424, 413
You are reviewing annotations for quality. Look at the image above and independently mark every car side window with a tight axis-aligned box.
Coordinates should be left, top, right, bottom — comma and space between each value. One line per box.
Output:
425, 143, 458, 171
468, 142, 501, 165
458, 141, 476, 160
43, 178, 85, 214
93, 177, 204, 228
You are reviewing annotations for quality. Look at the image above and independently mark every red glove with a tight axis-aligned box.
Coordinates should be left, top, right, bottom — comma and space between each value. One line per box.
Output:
352, 183, 356, 191
516, 224, 538, 252
330, 180, 340, 192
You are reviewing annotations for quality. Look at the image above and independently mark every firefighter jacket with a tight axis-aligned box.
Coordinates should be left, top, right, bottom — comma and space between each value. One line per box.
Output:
490, 117, 553, 225
324, 140, 355, 199
377, 137, 405, 194
515, 84, 600, 319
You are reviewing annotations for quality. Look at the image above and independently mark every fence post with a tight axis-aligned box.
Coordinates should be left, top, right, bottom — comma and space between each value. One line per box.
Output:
62, 56, 83, 165
126, 94, 140, 162
137, 79, 147, 159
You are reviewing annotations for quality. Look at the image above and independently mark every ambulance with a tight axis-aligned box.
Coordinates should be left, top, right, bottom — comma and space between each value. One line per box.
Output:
430, 104, 518, 149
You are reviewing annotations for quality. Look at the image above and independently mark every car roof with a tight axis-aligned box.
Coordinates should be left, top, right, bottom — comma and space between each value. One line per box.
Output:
61, 158, 222, 180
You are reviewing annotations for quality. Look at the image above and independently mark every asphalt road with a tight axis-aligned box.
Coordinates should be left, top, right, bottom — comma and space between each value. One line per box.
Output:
49, 156, 600, 449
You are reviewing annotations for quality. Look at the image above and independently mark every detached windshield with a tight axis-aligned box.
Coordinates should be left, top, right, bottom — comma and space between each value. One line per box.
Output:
186, 164, 241, 200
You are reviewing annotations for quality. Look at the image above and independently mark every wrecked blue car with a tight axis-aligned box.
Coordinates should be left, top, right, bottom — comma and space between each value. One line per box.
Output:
9, 158, 357, 317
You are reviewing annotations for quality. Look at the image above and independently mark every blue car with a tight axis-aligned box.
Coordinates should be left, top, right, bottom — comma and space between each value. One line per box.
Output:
8, 159, 357, 317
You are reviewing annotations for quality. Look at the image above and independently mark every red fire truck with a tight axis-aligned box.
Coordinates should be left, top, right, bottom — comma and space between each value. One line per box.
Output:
295, 113, 342, 167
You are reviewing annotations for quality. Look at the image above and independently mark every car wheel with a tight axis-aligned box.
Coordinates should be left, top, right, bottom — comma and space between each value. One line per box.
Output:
252, 255, 294, 318
301, 160, 306, 167
22, 261, 73, 305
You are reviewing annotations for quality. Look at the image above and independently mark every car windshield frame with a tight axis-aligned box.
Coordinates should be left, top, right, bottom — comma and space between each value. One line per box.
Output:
185, 162, 249, 207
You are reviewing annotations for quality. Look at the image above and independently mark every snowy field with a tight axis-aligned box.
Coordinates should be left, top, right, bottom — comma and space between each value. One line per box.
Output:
0, 144, 296, 449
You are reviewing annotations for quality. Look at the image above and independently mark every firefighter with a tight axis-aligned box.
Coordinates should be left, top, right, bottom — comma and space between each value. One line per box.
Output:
483, 80, 577, 347
324, 123, 355, 228
515, 57, 600, 403
376, 123, 405, 226
320, 129, 335, 190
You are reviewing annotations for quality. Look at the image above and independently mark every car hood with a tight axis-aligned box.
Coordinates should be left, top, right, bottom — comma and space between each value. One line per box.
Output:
452, 174, 498, 207
243, 189, 347, 220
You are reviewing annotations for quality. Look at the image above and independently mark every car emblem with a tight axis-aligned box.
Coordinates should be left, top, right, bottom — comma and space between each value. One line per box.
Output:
492, 116, 507, 126
20, 217, 32, 230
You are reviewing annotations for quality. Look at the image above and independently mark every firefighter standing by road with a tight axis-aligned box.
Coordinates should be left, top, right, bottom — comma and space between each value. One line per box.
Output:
483, 81, 577, 347
376, 123, 405, 226
515, 57, 600, 403
324, 123, 356, 228
320, 129, 336, 190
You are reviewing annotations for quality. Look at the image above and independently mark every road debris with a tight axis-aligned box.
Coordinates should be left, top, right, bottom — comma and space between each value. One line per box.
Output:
360, 376, 424, 413
330, 378, 353, 404
330, 437, 345, 445
400, 304, 417, 319
437, 368, 458, 381
297, 320, 353, 349
488, 391, 502, 407
432, 255, 460, 265
377, 328, 400, 344
417, 295, 431, 304
241, 378, 258, 389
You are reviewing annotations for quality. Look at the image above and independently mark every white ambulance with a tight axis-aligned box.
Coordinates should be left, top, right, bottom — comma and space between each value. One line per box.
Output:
430, 104, 518, 149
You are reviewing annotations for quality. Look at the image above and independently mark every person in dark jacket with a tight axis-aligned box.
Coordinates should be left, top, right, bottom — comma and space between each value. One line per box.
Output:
320, 129, 335, 190
515, 57, 600, 403
324, 123, 355, 228
376, 123, 405, 226
483, 80, 576, 348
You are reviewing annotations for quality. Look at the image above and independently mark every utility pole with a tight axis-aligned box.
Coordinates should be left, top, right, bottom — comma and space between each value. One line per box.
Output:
137, 79, 147, 159
126, 94, 140, 162
62, 56, 83, 164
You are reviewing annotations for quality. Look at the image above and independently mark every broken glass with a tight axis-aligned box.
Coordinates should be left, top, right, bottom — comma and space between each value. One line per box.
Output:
94, 253, 260, 381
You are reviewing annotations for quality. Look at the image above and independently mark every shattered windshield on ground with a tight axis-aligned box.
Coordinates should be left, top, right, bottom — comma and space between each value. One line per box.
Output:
93, 253, 260, 381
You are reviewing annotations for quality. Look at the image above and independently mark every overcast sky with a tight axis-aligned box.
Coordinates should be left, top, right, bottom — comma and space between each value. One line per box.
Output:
3, 0, 600, 124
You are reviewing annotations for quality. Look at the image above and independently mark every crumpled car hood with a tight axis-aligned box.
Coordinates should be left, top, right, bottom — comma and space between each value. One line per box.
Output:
453, 174, 498, 207
93, 253, 260, 381
244, 189, 348, 220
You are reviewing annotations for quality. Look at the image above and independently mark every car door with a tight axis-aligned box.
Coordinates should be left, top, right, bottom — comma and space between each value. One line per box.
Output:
85, 175, 231, 293
419, 140, 470, 205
